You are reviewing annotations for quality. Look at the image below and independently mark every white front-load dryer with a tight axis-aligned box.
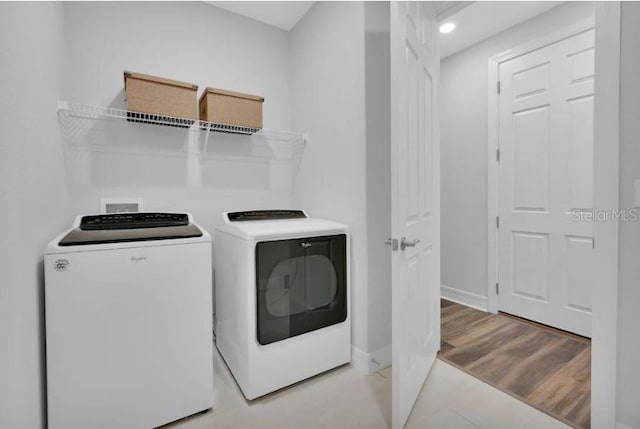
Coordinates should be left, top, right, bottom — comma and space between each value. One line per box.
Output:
214, 210, 350, 399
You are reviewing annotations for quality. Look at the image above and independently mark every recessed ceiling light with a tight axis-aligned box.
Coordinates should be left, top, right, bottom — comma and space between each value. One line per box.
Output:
439, 22, 456, 34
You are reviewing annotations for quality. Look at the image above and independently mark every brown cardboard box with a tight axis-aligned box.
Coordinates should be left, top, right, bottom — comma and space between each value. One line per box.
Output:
199, 87, 264, 131
124, 71, 198, 122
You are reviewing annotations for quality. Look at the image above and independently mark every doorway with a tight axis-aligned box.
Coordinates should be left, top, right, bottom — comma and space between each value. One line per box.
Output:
375, 2, 618, 428
438, 2, 603, 429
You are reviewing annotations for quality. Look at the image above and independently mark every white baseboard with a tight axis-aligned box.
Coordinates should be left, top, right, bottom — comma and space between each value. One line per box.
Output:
351, 345, 369, 374
441, 284, 488, 312
617, 421, 637, 429
351, 344, 391, 375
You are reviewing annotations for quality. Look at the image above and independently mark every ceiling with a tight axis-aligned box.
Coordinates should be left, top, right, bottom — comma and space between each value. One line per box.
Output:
209, 1, 315, 31
208, 1, 563, 58
438, 1, 563, 59
433, 1, 474, 20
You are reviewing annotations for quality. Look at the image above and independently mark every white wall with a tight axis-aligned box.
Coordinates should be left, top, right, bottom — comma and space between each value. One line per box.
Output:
0, 3, 67, 428
440, 2, 595, 304
0, 7, 393, 429
62, 2, 291, 129
60, 2, 295, 238
616, 3, 640, 427
289, 1, 370, 357
364, 2, 392, 364
0, 3, 295, 428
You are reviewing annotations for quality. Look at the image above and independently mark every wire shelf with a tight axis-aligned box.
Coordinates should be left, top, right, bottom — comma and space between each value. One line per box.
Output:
56, 101, 307, 191
57, 100, 307, 147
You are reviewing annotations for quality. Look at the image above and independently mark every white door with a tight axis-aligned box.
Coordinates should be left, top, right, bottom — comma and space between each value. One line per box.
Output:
497, 28, 595, 337
390, 2, 440, 428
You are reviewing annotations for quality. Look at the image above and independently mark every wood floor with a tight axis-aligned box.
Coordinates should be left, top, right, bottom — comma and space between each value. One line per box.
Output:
438, 300, 591, 429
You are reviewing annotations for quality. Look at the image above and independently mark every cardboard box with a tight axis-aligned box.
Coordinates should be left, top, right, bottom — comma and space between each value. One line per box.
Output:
199, 87, 264, 132
124, 71, 198, 126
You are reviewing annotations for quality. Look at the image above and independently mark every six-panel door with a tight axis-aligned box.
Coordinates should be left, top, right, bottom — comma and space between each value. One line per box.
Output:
498, 28, 595, 337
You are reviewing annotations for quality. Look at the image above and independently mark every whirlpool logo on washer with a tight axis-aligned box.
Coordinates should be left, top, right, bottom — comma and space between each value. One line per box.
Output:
54, 259, 69, 272
130, 256, 147, 263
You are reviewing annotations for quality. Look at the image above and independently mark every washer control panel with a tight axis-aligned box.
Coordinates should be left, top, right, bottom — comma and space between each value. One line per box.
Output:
227, 210, 307, 222
80, 213, 189, 230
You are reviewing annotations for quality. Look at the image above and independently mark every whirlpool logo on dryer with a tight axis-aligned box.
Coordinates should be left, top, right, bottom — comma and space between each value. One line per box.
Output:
130, 256, 147, 263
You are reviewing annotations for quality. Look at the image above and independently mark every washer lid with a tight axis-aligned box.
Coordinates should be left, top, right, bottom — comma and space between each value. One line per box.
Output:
58, 224, 203, 246
216, 210, 348, 241
46, 212, 210, 252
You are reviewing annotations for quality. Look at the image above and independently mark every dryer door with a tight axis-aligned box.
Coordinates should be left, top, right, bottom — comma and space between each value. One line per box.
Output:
256, 234, 347, 345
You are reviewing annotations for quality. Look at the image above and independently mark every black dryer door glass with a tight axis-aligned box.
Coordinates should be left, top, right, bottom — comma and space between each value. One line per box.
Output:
256, 234, 347, 345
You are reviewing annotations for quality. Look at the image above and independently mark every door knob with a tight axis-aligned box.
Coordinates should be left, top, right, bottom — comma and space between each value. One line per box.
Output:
400, 237, 420, 251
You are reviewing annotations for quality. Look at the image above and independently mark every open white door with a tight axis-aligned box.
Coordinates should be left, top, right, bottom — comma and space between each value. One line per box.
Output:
390, 2, 440, 428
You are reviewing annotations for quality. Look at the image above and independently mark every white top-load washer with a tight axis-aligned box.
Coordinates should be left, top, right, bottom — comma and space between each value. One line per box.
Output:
44, 212, 214, 429
214, 210, 350, 399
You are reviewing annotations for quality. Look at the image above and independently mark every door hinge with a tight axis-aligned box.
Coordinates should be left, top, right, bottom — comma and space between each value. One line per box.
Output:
384, 238, 398, 251
496, 283, 500, 295
496, 216, 500, 228
496, 148, 500, 162
497, 81, 501, 94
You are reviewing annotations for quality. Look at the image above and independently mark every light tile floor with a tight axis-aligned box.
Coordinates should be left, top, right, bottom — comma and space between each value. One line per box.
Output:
167, 347, 570, 429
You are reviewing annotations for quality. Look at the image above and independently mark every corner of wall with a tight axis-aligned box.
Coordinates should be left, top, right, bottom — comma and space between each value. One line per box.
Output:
440, 284, 488, 311
616, 421, 637, 429
0, 3, 67, 428
288, 1, 370, 355
351, 344, 391, 375
363, 0, 392, 358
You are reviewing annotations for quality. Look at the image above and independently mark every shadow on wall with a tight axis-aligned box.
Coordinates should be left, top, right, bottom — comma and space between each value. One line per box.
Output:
37, 259, 48, 427
108, 89, 127, 110
58, 92, 296, 196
